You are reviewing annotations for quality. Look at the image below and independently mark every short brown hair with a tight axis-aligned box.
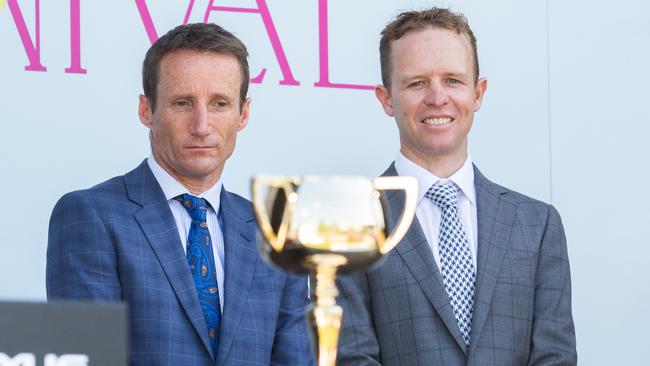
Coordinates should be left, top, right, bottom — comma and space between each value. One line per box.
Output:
379, 8, 479, 90
142, 23, 250, 110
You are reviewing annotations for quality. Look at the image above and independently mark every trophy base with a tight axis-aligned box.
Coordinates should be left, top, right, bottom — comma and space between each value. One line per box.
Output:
308, 303, 342, 366
305, 254, 347, 366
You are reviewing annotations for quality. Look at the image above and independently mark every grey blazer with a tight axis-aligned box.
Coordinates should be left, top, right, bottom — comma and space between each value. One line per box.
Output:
336, 164, 576, 365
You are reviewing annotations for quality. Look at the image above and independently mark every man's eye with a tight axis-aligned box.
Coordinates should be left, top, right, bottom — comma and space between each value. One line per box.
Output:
214, 100, 229, 108
173, 100, 190, 108
446, 78, 460, 84
410, 81, 425, 88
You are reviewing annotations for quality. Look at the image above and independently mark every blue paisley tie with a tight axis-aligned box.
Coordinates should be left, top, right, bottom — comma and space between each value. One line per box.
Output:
176, 194, 221, 355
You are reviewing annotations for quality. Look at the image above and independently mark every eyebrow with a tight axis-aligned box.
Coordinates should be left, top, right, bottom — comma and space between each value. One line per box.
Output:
167, 93, 234, 101
399, 71, 469, 84
443, 72, 469, 80
397, 75, 423, 86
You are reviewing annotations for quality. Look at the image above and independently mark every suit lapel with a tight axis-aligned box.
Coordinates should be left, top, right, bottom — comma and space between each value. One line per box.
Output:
125, 161, 215, 358
468, 166, 517, 355
215, 189, 257, 366
383, 164, 469, 354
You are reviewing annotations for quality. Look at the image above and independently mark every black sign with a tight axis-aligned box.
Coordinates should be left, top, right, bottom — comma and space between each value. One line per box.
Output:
0, 301, 127, 366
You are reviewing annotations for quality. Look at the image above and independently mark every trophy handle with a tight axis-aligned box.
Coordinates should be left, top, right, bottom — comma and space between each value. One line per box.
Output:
373, 176, 418, 254
251, 176, 300, 252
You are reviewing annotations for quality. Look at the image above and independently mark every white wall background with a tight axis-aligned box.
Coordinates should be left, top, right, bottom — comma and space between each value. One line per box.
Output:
0, 1, 648, 364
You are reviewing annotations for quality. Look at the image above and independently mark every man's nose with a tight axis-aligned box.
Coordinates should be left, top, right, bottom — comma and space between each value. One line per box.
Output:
423, 82, 450, 106
189, 105, 210, 136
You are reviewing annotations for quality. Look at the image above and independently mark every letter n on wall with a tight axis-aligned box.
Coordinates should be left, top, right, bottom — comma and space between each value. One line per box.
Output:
6, 0, 46, 71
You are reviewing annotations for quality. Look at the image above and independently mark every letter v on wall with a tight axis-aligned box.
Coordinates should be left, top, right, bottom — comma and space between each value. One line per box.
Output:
203, 0, 299, 86
134, 0, 198, 44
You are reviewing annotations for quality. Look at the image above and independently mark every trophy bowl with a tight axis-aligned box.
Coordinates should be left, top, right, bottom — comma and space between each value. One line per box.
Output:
251, 175, 417, 366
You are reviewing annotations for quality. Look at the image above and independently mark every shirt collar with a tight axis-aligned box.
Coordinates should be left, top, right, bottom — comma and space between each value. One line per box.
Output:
394, 152, 476, 205
147, 155, 222, 212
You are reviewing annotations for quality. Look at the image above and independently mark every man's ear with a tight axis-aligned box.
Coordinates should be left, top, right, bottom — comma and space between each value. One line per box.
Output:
237, 97, 252, 131
473, 77, 488, 112
375, 84, 395, 117
138, 95, 153, 128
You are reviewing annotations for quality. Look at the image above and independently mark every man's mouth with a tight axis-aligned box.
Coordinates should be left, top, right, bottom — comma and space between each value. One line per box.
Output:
186, 146, 216, 150
421, 117, 453, 125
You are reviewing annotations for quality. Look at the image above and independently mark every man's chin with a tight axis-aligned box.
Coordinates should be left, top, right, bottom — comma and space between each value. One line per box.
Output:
406, 143, 467, 163
185, 165, 222, 178
171, 159, 222, 181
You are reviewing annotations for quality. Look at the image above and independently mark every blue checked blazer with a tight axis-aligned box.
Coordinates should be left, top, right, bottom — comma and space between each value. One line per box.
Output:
336, 164, 576, 365
47, 160, 314, 366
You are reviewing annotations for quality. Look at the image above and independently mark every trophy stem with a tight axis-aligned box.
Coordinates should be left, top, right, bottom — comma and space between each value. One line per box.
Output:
307, 254, 347, 366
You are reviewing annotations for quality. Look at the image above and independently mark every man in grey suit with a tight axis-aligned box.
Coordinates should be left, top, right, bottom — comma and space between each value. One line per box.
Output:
336, 8, 576, 365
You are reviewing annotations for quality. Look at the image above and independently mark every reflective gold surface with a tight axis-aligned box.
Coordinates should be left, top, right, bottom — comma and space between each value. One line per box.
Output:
251, 175, 417, 366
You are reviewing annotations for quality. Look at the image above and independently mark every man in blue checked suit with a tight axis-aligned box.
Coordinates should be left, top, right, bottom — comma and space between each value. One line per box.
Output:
47, 23, 313, 366
336, 8, 576, 366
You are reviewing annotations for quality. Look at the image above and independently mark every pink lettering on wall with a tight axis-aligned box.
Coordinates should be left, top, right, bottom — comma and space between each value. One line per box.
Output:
5, 0, 375, 90
7, 0, 47, 71
65, 0, 86, 74
182, 0, 197, 25
134, 0, 202, 43
134, 0, 160, 44
314, 0, 373, 90
204, 0, 299, 86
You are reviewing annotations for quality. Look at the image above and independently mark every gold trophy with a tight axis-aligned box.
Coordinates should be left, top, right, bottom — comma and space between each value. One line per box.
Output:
251, 175, 417, 366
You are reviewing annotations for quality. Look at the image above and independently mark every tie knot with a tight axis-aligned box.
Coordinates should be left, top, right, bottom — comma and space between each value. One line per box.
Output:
176, 194, 210, 221
425, 182, 459, 208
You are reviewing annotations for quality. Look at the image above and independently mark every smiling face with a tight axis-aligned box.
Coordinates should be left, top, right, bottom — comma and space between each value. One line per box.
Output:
376, 27, 487, 176
138, 50, 250, 192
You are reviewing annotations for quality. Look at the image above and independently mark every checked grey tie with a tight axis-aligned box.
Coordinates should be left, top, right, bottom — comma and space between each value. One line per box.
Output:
425, 182, 476, 348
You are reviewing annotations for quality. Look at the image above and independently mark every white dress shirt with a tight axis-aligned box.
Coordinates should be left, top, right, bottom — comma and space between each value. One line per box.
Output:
147, 156, 226, 311
394, 153, 478, 271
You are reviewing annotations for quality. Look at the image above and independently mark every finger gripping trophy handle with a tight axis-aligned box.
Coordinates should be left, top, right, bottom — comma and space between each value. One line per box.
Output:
373, 176, 418, 254
251, 176, 299, 252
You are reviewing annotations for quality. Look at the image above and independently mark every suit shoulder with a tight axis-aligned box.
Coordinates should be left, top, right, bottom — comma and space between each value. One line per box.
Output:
55, 174, 127, 206
494, 185, 564, 228
50, 174, 133, 227
477, 169, 561, 225
500, 185, 546, 206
